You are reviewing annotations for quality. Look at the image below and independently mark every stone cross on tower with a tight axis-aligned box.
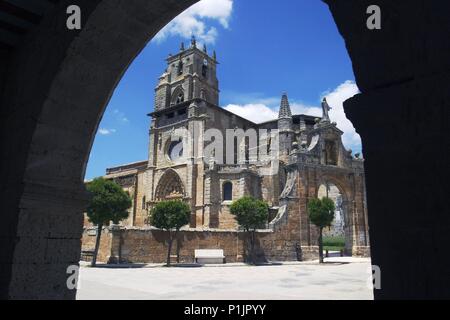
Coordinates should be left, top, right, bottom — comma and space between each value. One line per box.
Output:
321, 97, 331, 123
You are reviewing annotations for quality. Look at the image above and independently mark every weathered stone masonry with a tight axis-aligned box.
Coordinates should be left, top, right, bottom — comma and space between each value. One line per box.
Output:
2, 0, 448, 300
83, 42, 370, 263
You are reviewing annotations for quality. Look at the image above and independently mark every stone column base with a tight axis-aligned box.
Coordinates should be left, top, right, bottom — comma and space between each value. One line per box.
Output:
352, 246, 371, 257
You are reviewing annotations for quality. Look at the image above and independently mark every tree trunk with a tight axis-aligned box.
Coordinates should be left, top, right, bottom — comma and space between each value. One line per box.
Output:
166, 231, 173, 267
176, 230, 180, 264
91, 223, 103, 267
251, 231, 256, 265
318, 227, 324, 263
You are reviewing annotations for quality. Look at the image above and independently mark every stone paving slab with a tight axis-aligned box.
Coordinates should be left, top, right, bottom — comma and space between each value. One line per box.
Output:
76, 257, 373, 300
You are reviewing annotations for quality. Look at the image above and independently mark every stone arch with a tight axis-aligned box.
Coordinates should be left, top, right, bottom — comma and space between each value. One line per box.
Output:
314, 173, 368, 257
154, 169, 185, 201
171, 86, 185, 105
0, 0, 197, 299
316, 175, 353, 204
1, 0, 446, 301
316, 177, 353, 255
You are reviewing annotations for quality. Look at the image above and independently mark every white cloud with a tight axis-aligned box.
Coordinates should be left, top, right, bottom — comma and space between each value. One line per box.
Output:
154, 0, 233, 44
290, 103, 322, 118
224, 103, 277, 123
113, 109, 129, 123
322, 80, 361, 149
223, 80, 361, 151
98, 128, 116, 135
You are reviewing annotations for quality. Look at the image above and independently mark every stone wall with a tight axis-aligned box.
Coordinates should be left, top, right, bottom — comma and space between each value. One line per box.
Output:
81, 226, 323, 264
134, 171, 148, 226
81, 227, 114, 263
218, 204, 238, 230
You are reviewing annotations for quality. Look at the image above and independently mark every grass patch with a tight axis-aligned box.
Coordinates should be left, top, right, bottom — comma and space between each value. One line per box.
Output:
323, 246, 343, 251
323, 235, 345, 250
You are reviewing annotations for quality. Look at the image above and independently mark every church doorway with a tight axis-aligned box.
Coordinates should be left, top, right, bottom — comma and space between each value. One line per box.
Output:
154, 170, 185, 202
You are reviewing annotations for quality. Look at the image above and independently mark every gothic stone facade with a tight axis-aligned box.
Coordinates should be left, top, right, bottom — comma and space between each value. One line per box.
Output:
83, 40, 370, 263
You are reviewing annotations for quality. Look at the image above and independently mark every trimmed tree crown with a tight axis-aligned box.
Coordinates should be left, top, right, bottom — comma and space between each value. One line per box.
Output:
229, 196, 269, 231
150, 200, 191, 231
307, 197, 335, 229
86, 177, 132, 226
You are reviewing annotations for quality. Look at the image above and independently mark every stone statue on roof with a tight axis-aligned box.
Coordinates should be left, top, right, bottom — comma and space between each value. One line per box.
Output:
321, 97, 331, 123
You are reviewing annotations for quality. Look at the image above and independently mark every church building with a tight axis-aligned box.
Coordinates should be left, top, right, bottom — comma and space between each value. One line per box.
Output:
83, 38, 370, 263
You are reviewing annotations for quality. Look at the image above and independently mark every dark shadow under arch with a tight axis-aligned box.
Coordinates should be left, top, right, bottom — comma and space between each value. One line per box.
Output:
0, 0, 448, 300
0, 0, 197, 300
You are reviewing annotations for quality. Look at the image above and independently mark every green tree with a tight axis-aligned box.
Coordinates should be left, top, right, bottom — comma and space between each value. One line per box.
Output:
308, 197, 335, 263
86, 177, 132, 266
149, 200, 191, 266
230, 196, 269, 265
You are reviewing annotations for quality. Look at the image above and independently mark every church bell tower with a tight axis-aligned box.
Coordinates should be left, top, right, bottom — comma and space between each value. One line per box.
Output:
154, 36, 219, 111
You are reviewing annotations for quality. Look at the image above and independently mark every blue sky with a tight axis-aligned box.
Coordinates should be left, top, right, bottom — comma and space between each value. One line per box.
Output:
85, 0, 360, 180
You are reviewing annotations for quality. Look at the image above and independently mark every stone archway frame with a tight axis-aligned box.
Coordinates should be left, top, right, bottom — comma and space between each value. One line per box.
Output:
154, 169, 186, 201
3, 0, 445, 301
170, 85, 185, 105
315, 175, 355, 256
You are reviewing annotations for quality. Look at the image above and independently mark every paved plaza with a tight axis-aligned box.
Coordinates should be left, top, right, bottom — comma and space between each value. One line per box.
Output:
76, 256, 373, 300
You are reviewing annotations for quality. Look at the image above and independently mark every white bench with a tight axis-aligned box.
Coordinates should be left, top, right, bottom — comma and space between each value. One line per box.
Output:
195, 249, 226, 264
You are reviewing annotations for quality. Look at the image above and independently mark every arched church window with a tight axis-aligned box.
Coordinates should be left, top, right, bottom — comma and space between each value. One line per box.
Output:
177, 59, 183, 75
176, 92, 184, 104
171, 86, 184, 106
202, 59, 208, 77
223, 182, 233, 201
168, 139, 184, 162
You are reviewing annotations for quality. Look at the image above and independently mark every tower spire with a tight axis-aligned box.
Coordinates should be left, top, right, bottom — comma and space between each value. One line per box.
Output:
191, 35, 197, 48
278, 93, 292, 118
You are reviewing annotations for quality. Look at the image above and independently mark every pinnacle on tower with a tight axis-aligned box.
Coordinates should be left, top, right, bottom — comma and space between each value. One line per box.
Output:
191, 35, 197, 48
180, 42, 185, 51
203, 44, 207, 53
213, 50, 217, 60
278, 93, 292, 118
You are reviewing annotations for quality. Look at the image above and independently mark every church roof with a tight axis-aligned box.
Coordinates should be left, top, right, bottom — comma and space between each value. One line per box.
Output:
278, 93, 292, 118
257, 114, 318, 126
105, 160, 148, 175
